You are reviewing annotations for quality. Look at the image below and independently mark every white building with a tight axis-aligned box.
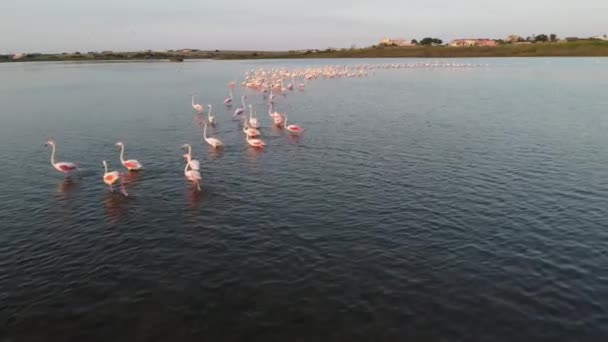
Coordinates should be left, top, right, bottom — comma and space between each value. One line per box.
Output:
592, 34, 608, 41
379, 38, 416, 47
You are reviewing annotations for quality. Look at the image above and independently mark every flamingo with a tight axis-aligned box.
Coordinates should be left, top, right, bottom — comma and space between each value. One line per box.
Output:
207, 104, 216, 126
184, 159, 202, 191
298, 78, 306, 91
233, 95, 246, 118
287, 77, 294, 90
116, 142, 143, 171
203, 123, 224, 148
181, 144, 200, 170
223, 89, 233, 107
268, 103, 283, 126
242, 120, 261, 137
45, 140, 78, 175
102, 160, 128, 196
284, 115, 304, 134
248, 104, 260, 128
246, 135, 266, 149
192, 95, 203, 113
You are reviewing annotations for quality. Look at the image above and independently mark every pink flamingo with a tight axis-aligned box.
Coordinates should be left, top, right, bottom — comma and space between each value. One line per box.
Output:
243, 120, 261, 137
184, 159, 202, 191
102, 160, 128, 196
246, 135, 265, 149
224, 82, 235, 106
233, 95, 246, 118
45, 140, 78, 174
287, 77, 294, 90
298, 78, 306, 91
192, 95, 203, 113
268, 103, 283, 126
248, 104, 260, 128
284, 115, 303, 134
207, 104, 216, 126
181, 144, 200, 170
203, 123, 224, 148
116, 142, 143, 171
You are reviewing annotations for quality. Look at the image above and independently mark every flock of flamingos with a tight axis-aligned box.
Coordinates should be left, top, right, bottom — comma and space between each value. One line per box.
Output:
44, 62, 487, 195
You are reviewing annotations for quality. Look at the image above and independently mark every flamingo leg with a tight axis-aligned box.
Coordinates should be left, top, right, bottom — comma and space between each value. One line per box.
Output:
196, 180, 201, 191
109, 184, 114, 192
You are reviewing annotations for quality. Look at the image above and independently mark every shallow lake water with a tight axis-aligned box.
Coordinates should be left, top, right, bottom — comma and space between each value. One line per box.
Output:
1, 58, 607, 341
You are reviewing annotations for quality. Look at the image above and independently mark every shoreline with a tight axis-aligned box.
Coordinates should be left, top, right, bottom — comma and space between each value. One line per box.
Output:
2, 41, 608, 63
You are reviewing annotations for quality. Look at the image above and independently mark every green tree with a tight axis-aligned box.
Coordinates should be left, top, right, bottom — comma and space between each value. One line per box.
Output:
535, 34, 548, 42
550, 33, 557, 42
420, 38, 442, 45
411, 39, 418, 45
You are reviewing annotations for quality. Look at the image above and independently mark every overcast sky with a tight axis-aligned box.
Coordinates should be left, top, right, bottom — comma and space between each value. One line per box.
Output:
1, 0, 606, 53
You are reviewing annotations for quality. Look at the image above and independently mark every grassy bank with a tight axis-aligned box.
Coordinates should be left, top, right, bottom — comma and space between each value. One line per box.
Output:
218, 40, 608, 59
2, 40, 607, 63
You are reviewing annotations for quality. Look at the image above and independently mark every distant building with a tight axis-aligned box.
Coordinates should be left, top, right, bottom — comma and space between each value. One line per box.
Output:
449, 39, 497, 47
12, 53, 25, 60
505, 35, 523, 43
379, 37, 416, 47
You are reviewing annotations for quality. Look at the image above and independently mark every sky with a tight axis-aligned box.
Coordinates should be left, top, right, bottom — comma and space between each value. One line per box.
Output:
1, 0, 606, 53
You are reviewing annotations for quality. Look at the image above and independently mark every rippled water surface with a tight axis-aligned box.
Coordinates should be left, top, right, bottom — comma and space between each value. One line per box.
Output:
1, 58, 607, 341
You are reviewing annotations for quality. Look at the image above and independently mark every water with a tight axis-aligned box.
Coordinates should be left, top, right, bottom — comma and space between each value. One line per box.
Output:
1, 58, 607, 341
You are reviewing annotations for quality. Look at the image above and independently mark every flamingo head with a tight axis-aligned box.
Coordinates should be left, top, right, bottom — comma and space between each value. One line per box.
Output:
180, 144, 190, 150
115, 141, 124, 147
45, 140, 55, 147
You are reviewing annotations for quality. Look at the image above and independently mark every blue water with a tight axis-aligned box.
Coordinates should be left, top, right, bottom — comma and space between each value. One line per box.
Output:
1, 58, 607, 341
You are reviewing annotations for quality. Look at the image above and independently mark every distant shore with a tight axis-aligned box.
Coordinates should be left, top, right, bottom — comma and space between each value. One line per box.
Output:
2, 40, 608, 63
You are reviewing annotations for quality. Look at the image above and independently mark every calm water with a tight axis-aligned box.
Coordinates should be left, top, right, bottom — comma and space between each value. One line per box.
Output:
1, 58, 607, 341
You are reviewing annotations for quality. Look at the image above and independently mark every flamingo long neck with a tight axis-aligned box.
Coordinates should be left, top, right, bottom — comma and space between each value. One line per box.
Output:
187, 144, 192, 156
203, 125, 208, 139
284, 117, 288, 128
103, 162, 108, 174
229, 89, 233, 98
119, 144, 126, 163
249, 106, 253, 119
50, 144, 56, 165
184, 161, 189, 173
208, 105, 212, 119
241, 96, 245, 108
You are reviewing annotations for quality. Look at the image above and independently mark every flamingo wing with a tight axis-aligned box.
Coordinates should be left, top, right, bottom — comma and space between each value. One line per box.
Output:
186, 170, 202, 181
104, 171, 119, 183
209, 138, 223, 147
57, 162, 77, 171
125, 160, 142, 169
189, 159, 200, 170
